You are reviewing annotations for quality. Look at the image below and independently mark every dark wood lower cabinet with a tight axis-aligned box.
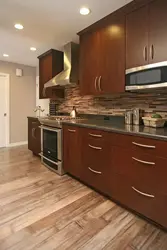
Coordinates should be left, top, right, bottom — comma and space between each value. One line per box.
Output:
63, 124, 167, 229
28, 117, 41, 155
109, 172, 167, 229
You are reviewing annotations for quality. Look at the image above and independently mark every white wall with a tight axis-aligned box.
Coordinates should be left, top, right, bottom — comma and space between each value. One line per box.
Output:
36, 76, 49, 116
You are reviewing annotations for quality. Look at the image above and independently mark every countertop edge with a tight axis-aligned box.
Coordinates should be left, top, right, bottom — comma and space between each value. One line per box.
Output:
62, 121, 167, 141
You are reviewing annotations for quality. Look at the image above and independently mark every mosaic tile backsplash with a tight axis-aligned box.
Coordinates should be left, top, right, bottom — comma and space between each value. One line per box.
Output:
51, 84, 167, 117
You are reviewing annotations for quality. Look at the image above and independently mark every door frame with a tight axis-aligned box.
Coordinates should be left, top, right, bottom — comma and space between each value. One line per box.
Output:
0, 73, 10, 147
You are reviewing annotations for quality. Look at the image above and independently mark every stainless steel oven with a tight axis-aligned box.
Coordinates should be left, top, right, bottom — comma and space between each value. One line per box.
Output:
126, 61, 167, 91
39, 125, 65, 175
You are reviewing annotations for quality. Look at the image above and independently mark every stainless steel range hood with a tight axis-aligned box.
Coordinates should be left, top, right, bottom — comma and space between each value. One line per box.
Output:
44, 42, 79, 88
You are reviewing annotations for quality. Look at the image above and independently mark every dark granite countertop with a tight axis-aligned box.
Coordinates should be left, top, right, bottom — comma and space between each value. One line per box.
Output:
63, 119, 167, 141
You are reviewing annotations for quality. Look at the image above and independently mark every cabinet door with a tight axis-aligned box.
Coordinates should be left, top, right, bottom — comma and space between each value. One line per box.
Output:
63, 125, 82, 178
149, 0, 167, 64
39, 54, 52, 99
28, 119, 41, 155
126, 6, 149, 69
79, 31, 100, 95
99, 16, 125, 94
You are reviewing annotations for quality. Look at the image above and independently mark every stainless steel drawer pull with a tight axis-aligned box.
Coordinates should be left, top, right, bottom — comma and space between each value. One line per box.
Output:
95, 76, 98, 91
132, 186, 155, 198
88, 144, 102, 150
132, 142, 156, 149
89, 133, 102, 138
88, 167, 102, 175
68, 129, 76, 133
132, 157, 155, 165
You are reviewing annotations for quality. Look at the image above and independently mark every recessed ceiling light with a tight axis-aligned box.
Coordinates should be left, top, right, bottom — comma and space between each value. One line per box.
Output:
14, 23, 24, 30
30, 47, 37, 51
80, 7, 91, 15
3, 54, 9, 57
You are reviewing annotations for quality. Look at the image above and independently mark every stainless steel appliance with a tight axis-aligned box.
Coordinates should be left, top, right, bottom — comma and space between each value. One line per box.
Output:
44, 42, 79, 88
39, 116, 83, 175
125, 61, 167, 91
39, 124, 64, 175
133, 109, 144, 125
125, 110, 133, 125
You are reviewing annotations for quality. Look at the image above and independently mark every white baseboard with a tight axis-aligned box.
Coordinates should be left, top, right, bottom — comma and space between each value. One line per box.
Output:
8, 141, 28, 147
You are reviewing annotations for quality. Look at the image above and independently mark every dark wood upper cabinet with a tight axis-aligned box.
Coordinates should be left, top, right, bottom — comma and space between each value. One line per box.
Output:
79, 31, 100, 95
79, 14, 125, 95
126, 5, 149, 69
149, 0, 167, 64
99, 16, 125, 94
126, 0, 167, 69
38, 49, 64, 99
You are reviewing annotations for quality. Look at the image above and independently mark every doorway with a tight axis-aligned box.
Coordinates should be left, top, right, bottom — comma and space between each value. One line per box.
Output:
0, 73, 9, 148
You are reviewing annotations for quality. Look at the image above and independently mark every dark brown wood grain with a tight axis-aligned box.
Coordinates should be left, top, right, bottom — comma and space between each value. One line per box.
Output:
79, 31, 100, 95
38, 49, 64, 99
126, 5, 149, 69
98, 15, 125, 94
28, 117, 41, 155
148, 0, 167, 64
63, 125, 83, 178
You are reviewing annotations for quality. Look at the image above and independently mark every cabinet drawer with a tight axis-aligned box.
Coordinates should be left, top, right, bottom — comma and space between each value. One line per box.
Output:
112, 146, 167, 195
110, 173, 167, 229
112, 133, 167, 158
82, 162, 110, 196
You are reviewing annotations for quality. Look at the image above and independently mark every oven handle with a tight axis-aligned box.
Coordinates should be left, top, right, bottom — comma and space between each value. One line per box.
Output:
39, 125, 61, 133
39, 153, 59, 166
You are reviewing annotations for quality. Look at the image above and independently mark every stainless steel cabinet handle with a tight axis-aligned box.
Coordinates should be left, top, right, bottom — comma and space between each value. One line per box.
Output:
132, 142, 156, 149
88, 167, 102, 175
89, 133, 102, 138
88, 144, 102, 150
143, 46, 147, 61
132, 186, 155, 198
68, 129, 76, 133
95, 77, 98, 91
132, 157, 155, 165
98, 76, 102, 91
150, 45, 154, 60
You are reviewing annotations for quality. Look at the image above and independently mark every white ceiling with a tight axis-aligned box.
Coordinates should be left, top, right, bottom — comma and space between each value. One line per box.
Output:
0, 0, 132, 67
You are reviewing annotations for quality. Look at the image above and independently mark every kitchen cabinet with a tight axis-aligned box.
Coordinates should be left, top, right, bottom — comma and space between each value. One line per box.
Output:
126, 6, 149, 69
63, 125, 83, 179
63, 125, 112, 195
149, 0, 167, 64
63, 123, 167, 229
79, 31, 100, 95
28, 117, 41, 155
126, 0, 167, 69
38, 49, 64, 99
79, 14, 125, 95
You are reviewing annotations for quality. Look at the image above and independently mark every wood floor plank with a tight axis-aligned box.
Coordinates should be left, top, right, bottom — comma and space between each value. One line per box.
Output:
0, 146, 167, 250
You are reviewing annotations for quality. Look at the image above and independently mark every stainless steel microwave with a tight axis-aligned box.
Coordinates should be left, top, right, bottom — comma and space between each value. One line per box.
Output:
125, 62, 167, 91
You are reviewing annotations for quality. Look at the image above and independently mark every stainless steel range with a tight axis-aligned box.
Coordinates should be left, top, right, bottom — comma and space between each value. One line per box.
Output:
39, 116, 81, 175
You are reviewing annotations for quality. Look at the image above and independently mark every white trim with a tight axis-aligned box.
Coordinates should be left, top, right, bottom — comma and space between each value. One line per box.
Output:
8, 141, 28, 147
0, 73, 10, 147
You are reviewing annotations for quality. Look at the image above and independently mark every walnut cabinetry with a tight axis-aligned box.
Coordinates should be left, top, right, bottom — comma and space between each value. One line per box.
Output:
38, 49, 64, 99
63, 124, 167, 229
126, 0, 167, 69
28, 117, 41, 155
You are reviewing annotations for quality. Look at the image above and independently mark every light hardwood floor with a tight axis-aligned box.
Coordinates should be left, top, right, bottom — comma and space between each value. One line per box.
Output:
0, 146, 167, 250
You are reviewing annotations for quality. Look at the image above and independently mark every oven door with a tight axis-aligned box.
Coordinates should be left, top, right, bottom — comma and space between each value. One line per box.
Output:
40, 126, 62, 161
